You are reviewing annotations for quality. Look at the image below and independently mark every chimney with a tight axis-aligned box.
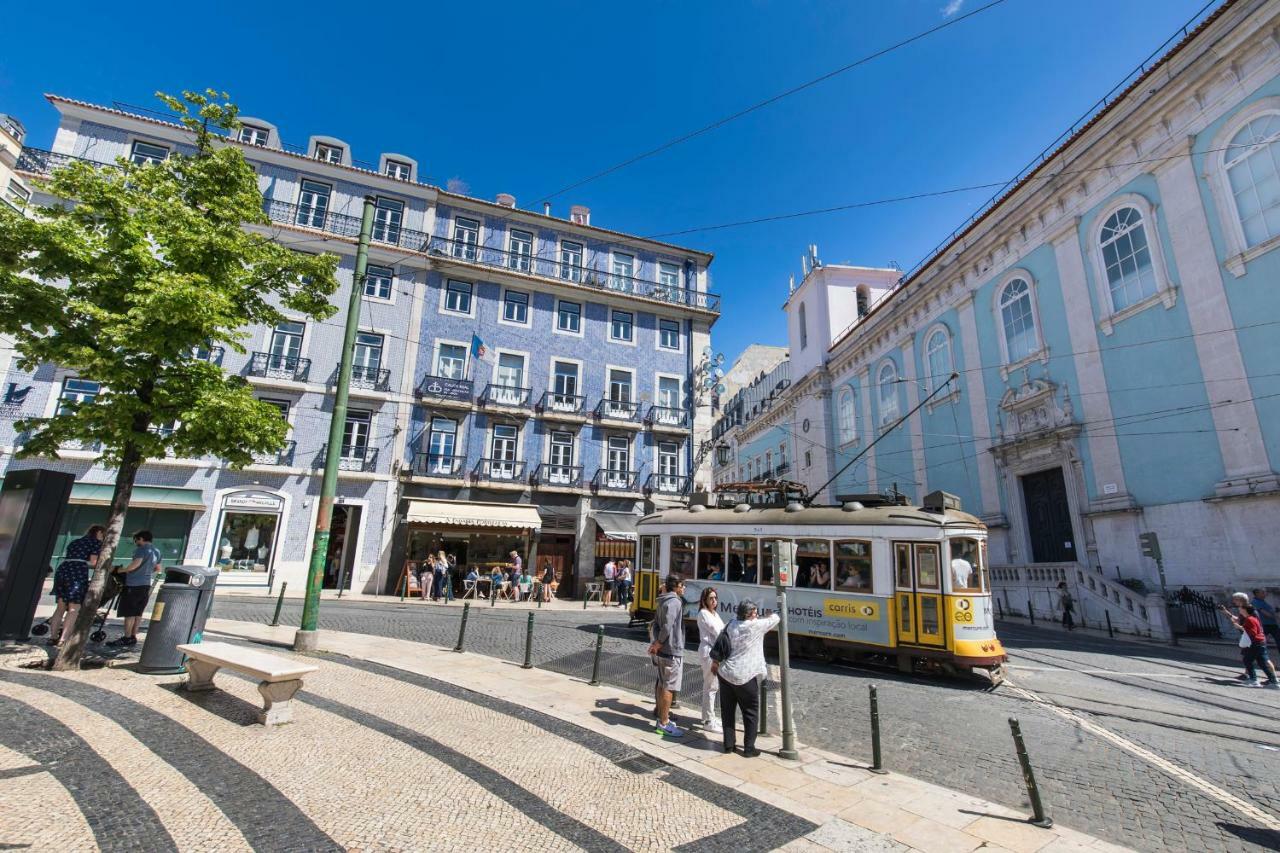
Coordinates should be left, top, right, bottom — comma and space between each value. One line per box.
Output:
496, 193, 516, 208
542, 201, 551, 217
857, 285, 870, 318
570, 205, 590, 226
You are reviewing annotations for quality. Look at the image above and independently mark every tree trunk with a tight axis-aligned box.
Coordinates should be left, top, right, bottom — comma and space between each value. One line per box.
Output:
51, 441, 144, 671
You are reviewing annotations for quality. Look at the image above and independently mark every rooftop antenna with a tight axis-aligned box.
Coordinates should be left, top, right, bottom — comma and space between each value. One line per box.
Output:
788, 274, 795, 294
800, 254, 808, 276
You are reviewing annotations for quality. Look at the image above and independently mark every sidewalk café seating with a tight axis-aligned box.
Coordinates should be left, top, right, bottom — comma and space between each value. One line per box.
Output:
496, 580, 514, 601
584, 582, 603, 604
177, 641, 318, 726
462, 579, 479, 599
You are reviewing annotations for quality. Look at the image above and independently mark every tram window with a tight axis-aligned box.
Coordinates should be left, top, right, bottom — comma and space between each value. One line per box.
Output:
639, 536, 657, 572
834, 540, 872, 592
671, 536, 695, 578
949, 538, 982, 593
916, 545, 940, 591
697, 537, 726, 581
797, 539, 831, 589
895, 543, 912, 588
728, 538, 756, 583
759, 539, 780, 586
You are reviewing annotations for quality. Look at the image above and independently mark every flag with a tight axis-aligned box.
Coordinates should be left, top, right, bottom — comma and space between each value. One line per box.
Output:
470, 333, 492, 364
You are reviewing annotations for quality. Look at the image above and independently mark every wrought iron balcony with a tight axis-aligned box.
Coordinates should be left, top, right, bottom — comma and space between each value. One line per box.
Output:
249, 352, 311, 382
14, 147, 101, 177
774, 461, 791, 477
318, 443, 379, 473
473, 458, 526, 484
531, 463, 583, 489
645, 473, 690, 496
341, 364, 391, 392
537, 391, 586, 417
592, 468, 640, 493
595, 398, 641, 423
251, 440, 296, 466
262, 199, 431, 251
479, 383, 532, 410
409, 452, 466, 479
425, 235, 720, 313
417, 374, 474, 404
646, 405, 690, 430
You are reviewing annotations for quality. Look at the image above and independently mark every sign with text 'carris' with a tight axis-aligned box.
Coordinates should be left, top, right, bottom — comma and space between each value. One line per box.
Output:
683, 580, 892, 646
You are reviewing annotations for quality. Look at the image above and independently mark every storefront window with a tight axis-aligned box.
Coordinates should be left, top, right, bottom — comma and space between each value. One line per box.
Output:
696, 536, 725, 580
670, 536, 695, 578
834, 540, 872, 592
55, 505, 193, 568
216, 512, 278, 573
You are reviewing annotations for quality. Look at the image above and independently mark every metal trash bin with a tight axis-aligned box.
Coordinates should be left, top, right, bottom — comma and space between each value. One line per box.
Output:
138, 565, 220, 674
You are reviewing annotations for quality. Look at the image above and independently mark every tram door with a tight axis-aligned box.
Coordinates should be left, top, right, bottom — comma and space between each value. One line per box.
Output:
633, 535, 661, 618
894, 542, 945, 647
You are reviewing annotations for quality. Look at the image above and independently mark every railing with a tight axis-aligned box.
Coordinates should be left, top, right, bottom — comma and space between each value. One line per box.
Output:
15, 147, 100, 177
1168, 587, 1221, 638
774, 461, 791, 477
537, 391, 586, 416
425, 235, 720, 312
532, 463, 583, 489
263, 199, 431, 251
417, 374, 473, 403
251, 440, 296, 466
595, 398, 641, 423
409, 452, 466, 479
248, 352, 311, 382
342, 364, 391, 392
645, 473, 690, 496
646, 405, 690, 430
479, 384, 532, 410
473, 458, 526, 484
318, 443, 379, 473
592, 468, 640, 493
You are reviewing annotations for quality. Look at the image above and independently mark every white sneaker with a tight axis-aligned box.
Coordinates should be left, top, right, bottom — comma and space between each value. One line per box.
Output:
1244, 679, 1261, 688
704, 721, 723, 734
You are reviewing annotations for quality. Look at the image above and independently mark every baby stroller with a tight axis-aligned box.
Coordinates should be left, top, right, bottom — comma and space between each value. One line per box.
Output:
32, 577, 125, 644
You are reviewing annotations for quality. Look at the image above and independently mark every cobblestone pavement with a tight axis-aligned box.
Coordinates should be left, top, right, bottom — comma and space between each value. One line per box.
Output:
0, 638, 817, 852
208, 596, 1280, 852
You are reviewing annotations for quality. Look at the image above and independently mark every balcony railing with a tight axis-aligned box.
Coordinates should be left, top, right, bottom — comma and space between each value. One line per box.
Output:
318, 443, 379, 473
473, 458, 526, 484
251, 440, 296, 466
646, 405, 691, 430
425, 236, 720, 313
15, 147, 101, 177
409, 452, 466, 479
249, 352, 311, 382
592, 468, 640, 493
263, 199, 431, 251
417, 374, 474, 403
532, 463, 583, 489
645, 473, 690, 496
595, 398, 641, 423
342, 364, 391, 392
774, 461, 791, 477
537, 391, 586, 416
479, 383, 532, 410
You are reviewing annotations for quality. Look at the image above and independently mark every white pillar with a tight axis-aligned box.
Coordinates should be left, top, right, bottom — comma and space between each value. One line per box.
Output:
955, 295, 1002, 521
857, 367, 876, 494
896, 334, 928, 501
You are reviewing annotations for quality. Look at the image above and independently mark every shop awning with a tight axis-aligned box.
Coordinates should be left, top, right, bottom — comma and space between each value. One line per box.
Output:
595, 513, 638, 540
70, 483, 206, 511
405, 499, 541, 530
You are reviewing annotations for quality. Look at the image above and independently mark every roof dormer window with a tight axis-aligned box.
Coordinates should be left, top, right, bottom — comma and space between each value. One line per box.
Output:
385, 159, 412, 181
239, 124, 269, 147
315, 143, 343, 164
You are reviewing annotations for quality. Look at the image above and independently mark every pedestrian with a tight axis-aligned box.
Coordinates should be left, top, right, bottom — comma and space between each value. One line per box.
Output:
46, 525, 105, 647
107, 530, 161, 648
1221, 598, 1280, 688
433, 550, 448, 602
647, 574, 686, 738
710, 599, 780, 756
541, 560, 556, 602
508, 550, 523, 575
696, 587, 724, 734
602, 559, 616, 606
618, 560, 633, 607
1057, 581, 1075, 631
1251, 589, 1280, 654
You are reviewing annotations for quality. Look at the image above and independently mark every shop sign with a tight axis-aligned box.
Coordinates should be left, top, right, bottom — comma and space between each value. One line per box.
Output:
421, 376, 473, 402
223, 491, 285, 513
683, 580, 892, 646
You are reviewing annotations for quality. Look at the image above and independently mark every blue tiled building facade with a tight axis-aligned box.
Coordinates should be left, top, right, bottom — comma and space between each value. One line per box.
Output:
5, 97, 717, 595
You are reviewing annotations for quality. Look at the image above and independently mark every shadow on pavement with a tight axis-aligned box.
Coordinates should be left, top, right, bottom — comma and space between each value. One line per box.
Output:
1217, 823, 1280, 849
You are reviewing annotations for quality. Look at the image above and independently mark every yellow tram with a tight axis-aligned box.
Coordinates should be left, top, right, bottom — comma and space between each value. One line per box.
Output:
630, 487, 1007, 683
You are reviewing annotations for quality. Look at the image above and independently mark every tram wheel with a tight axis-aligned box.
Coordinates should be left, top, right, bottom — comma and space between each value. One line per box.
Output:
985, 664, 1007, 688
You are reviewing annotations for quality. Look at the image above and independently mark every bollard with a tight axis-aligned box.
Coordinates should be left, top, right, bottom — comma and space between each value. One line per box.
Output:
869, 685, 887, 774
522, 612, 535, 669
1008, 718, 1053, 828
453, 602, 470, 652
1105, 610, 1115, 639
589, 624, 605, 685
583, 591, 588, 610
1028, 599, 1035, 625
758, 678, 769, 735
400, 573, 407, 602
269, 582, 288, 627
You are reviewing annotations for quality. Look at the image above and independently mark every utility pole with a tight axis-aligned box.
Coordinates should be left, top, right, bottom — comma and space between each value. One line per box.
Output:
295, 196, 375, 651
772, 539, 800, 760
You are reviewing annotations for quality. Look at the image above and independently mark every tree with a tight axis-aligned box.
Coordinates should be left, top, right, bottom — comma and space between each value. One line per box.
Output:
0, 89, 340, 669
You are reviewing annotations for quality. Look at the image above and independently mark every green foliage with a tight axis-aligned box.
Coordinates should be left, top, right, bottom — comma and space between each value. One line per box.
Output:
0, 89, 340, 467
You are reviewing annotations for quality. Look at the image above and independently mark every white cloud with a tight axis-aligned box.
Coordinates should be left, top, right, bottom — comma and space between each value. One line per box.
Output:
942, 0, 964, 17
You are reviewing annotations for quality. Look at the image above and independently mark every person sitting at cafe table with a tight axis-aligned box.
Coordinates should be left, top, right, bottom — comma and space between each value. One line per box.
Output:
519, 568, 533, 600
489, 566, 505, 600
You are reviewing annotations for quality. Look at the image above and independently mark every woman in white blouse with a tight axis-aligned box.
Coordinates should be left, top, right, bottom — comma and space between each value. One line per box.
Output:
697, 587, 725, 734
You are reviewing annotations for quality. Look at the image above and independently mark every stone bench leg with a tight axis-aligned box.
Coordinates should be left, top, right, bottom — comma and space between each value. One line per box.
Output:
185, 660, 221, 691
257, 679, 304, 726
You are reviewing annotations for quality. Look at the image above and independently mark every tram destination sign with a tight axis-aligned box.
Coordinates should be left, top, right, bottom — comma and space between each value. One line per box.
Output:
684, 580, 891, 646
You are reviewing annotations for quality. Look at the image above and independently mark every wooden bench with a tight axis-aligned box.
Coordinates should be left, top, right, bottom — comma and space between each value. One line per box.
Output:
177, 641, 319, 726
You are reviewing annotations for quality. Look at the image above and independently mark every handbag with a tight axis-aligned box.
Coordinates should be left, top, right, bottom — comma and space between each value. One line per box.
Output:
1239, 630, 1252, 649
709, 624, 733, 663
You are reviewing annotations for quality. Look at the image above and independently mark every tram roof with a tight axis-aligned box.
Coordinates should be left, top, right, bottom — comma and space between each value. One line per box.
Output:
638, 503, 985, 529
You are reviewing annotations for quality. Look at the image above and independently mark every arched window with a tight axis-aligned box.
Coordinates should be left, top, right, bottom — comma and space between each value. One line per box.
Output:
924, 327, 952, 392
877, 361, 899, 424
998, 278, 1038, 364
798, 302, 808, 350
1099, 206, 1158, 310
837, 388, 856, 444
1225, 114, 1280, 249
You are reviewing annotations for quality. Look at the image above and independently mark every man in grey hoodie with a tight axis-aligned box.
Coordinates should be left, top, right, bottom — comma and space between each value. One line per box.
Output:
648, 573, 686, 737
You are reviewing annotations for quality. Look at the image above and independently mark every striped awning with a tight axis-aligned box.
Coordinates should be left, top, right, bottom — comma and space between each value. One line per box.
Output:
70, 483, 205, 511
406, 499, 541, 531
595, 513, 638, 540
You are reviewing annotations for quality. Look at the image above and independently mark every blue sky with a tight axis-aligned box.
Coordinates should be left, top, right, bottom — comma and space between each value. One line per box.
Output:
0, 0, 1213, 364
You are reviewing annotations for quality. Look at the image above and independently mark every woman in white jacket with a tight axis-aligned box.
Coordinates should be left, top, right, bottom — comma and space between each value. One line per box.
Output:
697, 587, 725, 733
